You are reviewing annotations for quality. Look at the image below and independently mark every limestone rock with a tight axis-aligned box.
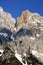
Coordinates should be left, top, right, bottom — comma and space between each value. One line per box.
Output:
0, 7, 43, 65
0, 7, 16, 32
15, 9, 43, 64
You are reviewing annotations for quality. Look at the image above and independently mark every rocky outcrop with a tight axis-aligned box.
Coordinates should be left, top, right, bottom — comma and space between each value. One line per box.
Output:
0, 7, 16, 32
0, 7, 43, 65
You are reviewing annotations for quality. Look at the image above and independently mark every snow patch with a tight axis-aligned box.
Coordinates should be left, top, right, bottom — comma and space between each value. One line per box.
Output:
36, 34, 40, 37
30, 37, 35, 40
15, 50, 27, 65
0, 49, 4, 56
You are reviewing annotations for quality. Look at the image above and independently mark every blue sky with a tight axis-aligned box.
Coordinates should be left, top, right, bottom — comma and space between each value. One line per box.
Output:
0, 0, 43, 18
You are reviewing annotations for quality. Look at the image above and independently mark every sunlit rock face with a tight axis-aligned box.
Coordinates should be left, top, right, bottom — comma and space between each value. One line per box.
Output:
15, 10, 43, 64
0, 7, 43, 65
0, 7, 16, 32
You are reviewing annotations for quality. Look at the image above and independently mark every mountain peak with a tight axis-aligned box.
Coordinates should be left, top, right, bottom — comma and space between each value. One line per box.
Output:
0, 7, 43, 64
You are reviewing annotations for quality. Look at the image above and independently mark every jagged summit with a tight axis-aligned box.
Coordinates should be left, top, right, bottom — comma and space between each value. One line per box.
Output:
0, 7, 16, 32
0, 7, 43, 65
0, 7, 43, 32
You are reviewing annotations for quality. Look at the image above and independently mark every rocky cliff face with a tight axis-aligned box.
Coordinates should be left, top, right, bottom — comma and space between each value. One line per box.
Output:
0, 7, 16, 32
0, 7, 43, 65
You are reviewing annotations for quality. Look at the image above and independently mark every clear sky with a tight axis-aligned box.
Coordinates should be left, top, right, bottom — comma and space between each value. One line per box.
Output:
0, 0, 43, 18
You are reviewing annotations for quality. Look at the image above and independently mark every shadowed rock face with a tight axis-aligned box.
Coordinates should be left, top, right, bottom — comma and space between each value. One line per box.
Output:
15, 28, 33, 37
0, 7, 43, 65
0, 28, 15, 59
0, 28, 15, 43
